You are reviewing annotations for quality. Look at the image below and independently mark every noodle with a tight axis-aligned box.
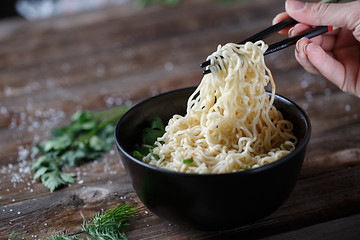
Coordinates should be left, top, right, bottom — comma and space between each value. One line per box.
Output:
143, 41, 297, 173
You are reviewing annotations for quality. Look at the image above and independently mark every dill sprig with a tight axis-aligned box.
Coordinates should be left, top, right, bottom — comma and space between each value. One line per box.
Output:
81, 204, 138, 239
10, 204, 138, 240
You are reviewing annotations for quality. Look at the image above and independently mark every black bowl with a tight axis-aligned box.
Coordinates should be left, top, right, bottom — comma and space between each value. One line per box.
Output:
115, 87, 311, 230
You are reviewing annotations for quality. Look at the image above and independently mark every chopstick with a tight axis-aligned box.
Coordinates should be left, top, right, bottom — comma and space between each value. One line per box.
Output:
200, 17, 297, 70
264, 25, 336, 55
201, 0, 341, 75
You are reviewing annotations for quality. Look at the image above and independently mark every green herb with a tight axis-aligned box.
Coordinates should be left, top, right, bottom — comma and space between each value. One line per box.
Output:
32, 107, 129, 192
132, 117, 165, 160
183, 158, 194, 165
10, 203, 138, 240
135, 0, 180, 7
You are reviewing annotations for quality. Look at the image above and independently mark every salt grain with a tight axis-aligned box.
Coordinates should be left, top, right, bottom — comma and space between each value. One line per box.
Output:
125, 100, 133, 107
324, 88, 332, 97
164, 61, 174, 72
304, 91, 313, 101
115, 98, 123, 106
345, 104, 351, 112
301, 80, 309, 88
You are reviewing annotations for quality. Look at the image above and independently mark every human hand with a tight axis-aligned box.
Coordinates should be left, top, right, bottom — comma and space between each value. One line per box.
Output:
273, 0, 360, 97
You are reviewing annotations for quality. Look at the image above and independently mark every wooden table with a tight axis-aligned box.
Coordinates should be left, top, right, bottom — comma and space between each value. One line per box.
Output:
1, 0, 360, 239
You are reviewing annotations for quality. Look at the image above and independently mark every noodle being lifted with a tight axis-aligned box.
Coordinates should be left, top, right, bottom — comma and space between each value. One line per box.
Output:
143, 41, 297, 173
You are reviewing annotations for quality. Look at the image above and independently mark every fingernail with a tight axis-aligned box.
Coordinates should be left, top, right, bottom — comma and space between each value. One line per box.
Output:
286, 0, 306, 11
295, 40, 301, 54
303, 42, 309, 56
288, 26, 295, 37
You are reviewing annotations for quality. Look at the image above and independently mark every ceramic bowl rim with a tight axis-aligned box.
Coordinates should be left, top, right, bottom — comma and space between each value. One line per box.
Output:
114, 87, 311, 177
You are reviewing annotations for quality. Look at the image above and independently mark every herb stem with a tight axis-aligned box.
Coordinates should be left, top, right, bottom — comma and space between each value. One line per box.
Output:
81, 108, 128, 140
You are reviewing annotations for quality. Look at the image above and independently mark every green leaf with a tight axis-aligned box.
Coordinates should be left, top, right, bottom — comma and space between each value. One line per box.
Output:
60, 171, 76, 184
82, 120, 97, 129
151, 117, 165, 131
71, 110, 91, 123
183, 158, 194, 164
40, 169, 75, 192
42, 135, 72, 152
89, 135, 107, 152
142, 128, 163, 146
61, 150, 86, 167
31, 145, 41, 156
32, 155, 50, 170
133, 150, 144, 160
41, 169, 65, 192
33, 167, 48, 179
132, 117, 166, 160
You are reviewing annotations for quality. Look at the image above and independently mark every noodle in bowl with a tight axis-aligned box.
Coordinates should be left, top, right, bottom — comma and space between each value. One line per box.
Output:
143, 41, 297, 174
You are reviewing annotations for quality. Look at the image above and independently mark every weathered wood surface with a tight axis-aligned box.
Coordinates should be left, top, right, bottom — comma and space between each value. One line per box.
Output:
1, 0, 360, 239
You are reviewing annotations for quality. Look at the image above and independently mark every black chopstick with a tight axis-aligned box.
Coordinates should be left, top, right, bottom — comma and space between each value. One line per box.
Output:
264, 25, 332, 55
200, 17, 298, 69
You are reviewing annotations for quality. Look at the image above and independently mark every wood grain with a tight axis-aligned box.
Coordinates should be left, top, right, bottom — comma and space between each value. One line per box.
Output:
1, 0, 360, 239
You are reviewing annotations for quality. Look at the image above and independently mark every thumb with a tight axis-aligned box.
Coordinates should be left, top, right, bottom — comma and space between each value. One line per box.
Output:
285, 0, 360, 33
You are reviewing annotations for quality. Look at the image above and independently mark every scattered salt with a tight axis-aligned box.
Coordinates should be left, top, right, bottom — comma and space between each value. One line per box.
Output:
125, 100, 132, 107
301, 80, 309, 88
304, 91, 313, 101
164, 61, 174, 72
324, 88, 332, 97
345, 104, 351, 112
302, 103, 309, 110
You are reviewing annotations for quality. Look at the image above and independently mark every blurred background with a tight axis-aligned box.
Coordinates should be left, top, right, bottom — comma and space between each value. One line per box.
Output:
1, 0, 248, 20
1, 0, 130, 20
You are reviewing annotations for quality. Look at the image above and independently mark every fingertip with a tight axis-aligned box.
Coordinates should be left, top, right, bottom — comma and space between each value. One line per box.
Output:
285, 0, 306, 12
295, 37, 311, 57
272, 12, 289, 25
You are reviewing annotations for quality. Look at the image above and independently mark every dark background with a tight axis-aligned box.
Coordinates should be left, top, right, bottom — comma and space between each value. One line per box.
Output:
1, 0, 18, 19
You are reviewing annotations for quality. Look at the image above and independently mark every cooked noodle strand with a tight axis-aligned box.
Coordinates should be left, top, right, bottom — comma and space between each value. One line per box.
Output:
143, 41, 297, 173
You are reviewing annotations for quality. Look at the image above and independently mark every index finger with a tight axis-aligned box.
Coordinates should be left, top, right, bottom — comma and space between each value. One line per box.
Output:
272, 12, 292, 35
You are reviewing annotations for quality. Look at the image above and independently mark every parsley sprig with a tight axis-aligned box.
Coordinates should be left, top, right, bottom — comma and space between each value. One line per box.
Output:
31, 107, 129, 192
132, 117, 165, 160
10, 203, 138, 240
